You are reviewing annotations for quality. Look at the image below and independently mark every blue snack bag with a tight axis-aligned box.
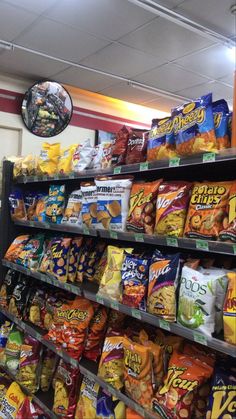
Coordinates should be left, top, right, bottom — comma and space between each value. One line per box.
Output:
172, 93, 217, 156
212, 99, 230, 150
46, 184, 65, 224
9, 189, 27, 221
147, 117, 176, 161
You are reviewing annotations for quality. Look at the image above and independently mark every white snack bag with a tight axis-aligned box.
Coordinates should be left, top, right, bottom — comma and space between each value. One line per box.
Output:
80, 182, 97, 228
62, 189, 82, 226
95, 176, 133, 231
72, 139, 93, 172
198, 267, 228, 334
177, 265, 217, 336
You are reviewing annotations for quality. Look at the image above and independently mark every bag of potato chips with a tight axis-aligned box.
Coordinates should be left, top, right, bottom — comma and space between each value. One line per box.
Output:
223, 272, 236, 345
40, 348, 58, 392
75, 376, 99, 419
9, 189, 27, 221
48, 237, 72, 282
46, 184, 65, 224
147, 117, 176, 161
219, 181, 236, 243
5, 328, 23, 373
38, 142, 60, 175
16, 233, 45, 270
0, 270, 19, 308
81, 182, 97, 228
83, 304, 108, 361
62, 190, 83, 226
98, 329, 124, 390
33, 193, 48, 223
67, 237, 83, 283
212, 99, 231, 150
72, 139, 94, 172
4, 235, 30, 263
58, 144, 77, 174
95, 176, 133, 231
0, 381, 26, 418
17, 334, 41, 393
155, 181, 192, 237
53, 359, 80, 418
96, 387, 126, 419
24, 191, 38, 221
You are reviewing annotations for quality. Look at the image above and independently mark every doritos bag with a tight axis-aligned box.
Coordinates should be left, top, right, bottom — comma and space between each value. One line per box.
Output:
125, 129, 148, 165
112, 125, 129, 166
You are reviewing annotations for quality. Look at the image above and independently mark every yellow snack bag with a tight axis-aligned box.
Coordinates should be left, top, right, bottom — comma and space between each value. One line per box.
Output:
223, 272, 236, 345
98, 329, 124, 390
75, 376, 99, 419
38, 142, 60, 175
58, 144, 77, 174
98, 245, 133, 300
0, 381, 26, 418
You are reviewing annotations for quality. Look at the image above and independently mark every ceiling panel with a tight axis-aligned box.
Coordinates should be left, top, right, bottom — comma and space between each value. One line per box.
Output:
0, 48, 69, 79
80, 43, 162, 78
176, 0, 236, 37
134, 63, 208, 92
98, 81, 159, 103
218, 73, 234, 87
142, 95, 181, 112
3, 0, 60, 14
15, 18, 110, 63
45, 0, 154, 41
175, 80, 233, 102
119, 16, 213, 61
0, 1, 38, 41
53, 66, 119, 92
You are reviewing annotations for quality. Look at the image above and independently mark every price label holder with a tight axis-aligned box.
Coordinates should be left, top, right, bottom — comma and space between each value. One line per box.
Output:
33, 176, 38, 182
169, 157, 180, 167
54, 174, 59, 180
42, 175, 48, 181
69, 173, 75, 179
193, 332, 207, 346
44, 223, 50, 229
113, 166, 121, 174
135, 405, 144, 417
110, 301, 119, 311
166, 237, 178, 247
196, 240, 209, 251
70, 358, 79, 368
83, 227, 90, 235
110, 231, 118, 239
96, 295, 104, 305
159, 319, 171, 331
233, 244, 236, 255
139, 162, 149, 171
134, 233, 144, 242
131, 309, 142, 320
203, 152, 216, 163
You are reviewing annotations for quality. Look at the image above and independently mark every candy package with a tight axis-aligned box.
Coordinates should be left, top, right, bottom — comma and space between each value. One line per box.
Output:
62, 190, 82, 226
96, 176, 133, 231
81, 182, 97, 228
212, 99, 231, 150
72, 139, 94, 172
147, 117, 176, 161
126, 180, 162, 235
125, 129, 148, 165
98, 329, 124, 390
53, 360, 80, 418
17, 334, 41, 393
9, 189, 27, 221
38, 142, 60, 175
111, 125, 129, 166
155, 181, 192, 237
46, 184, 65, 224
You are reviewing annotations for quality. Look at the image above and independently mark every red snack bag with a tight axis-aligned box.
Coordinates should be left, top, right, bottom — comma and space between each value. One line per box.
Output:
16, 397, 50, 419
125, 129, 148, 165
111, 125, 129, 166
53, 359, 80, 418
83, 304, 108, 361
17, 334, 41, 394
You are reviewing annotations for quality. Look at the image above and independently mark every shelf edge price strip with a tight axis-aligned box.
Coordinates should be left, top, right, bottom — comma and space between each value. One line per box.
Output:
196, 239, 209, 251
139, 162, 149, 171
203, 152, 216, 163
169, 157, 180, 167
193, 332, 207, 346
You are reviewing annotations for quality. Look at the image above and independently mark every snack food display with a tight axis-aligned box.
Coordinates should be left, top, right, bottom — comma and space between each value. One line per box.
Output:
147, 117, 176, 161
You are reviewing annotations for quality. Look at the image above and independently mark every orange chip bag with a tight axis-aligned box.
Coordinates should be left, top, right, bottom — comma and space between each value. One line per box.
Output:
126, 408, 144, 419
123, 336, 153, 410
138, 330, 163, 388
126, 180, 162, 235
219, 181, 236, 243
83, 304, 108, 361
184, 181, 232, 240
98, 329, 124, 390
4, 235, 29, 262
152, 350, 213, 419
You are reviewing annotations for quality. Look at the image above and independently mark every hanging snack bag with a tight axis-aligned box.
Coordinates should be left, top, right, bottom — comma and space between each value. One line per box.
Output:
72, 139, 94, 172
153, 350, 213, 419
83, 304, 108, 361
96, 176, 133, 231
53, 359, 80, 418
123, 336, 153, 409
38, 142, 60, 175
126, 180, 162, 235
93, 142, 113, 170
172, 93, 217, 156
40, 348, 58, 392
58, 144, 77, 174
98, 329, 124, 390
83, 241, 106, 282
33, 193, 48, 222
155, 181, 192, 237
46, 184, 65, 224
17, 334, 41, 393
16, 397, 50, 419
147, 117, 176, 161
125, 129, 148, 165
67, 237, 83, 283
48, 237, 71, 282
96, 387, 126, 419
147, 250, 180, 322
62, 190, 83, 226
4, 235, 29, 262
27, 287, 47, 328
76, 238, 93, 283
24, 191, 38, 220
0, 381, 26, 419
219, 181, 236, 243
223, 272, 236, 345
177, 266, 217, 336
121, 254, 150, 311
212, 99, 230, 150
16, 233, 45, 270
8, 276, 30, 319
0, 270, 19, 308
184, 181, 232, 240
0, 321, 13, 365
75, 376, 99, 419
111, 125, 129, 166
93, 247, 108, 284
80, 182, 97, 228
98, 245, 133, 301
206, 364, 236, 419
5, 328, 23, 373
9, 189, 27, 221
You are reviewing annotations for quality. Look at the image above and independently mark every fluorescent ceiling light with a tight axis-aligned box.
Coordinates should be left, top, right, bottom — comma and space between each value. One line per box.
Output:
127, 0, 235, 48
227, 45, 236, 61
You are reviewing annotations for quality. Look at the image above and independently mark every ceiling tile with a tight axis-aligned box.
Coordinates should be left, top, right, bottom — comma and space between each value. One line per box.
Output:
45, 0, 154, 41
3, 0, 59, 14
0, 49, 69, 79
119, 16, 212, 61
142, 95, 181, 113
175, 81, 233, 101
0, 1, 38, 41
80, 43, 162, 77
174, 45, 235, 79
98, 81, 159, 103
15, 18, 110, 63
151, 0, 186, 7
218, 73, 234, 87
134, 63, 208, 92
176, 0, 236, 37
53, 66, 119, 92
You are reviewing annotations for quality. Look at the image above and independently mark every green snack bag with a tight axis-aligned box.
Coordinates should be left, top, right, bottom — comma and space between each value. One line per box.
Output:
5, 328, 23, 374
16, 234, 45, 270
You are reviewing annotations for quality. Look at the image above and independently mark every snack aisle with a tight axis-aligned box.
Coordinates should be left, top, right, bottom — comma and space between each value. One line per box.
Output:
0, 94, 235, 419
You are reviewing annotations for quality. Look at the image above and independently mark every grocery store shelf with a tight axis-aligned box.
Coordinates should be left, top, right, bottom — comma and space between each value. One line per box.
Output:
2, 260, 82, 295
0, 364, 56, 419
15, 148, 236, 184
14, 220, 98, 236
